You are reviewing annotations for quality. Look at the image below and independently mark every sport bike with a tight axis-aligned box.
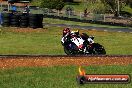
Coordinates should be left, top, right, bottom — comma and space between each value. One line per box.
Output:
62, 33, 106, 55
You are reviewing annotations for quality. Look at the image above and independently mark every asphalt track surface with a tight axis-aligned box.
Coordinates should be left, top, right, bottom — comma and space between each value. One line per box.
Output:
0, 55, 132, 68
44, 23, 132, 33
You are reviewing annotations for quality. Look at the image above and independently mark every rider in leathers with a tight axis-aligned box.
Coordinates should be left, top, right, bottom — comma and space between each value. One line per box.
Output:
61, 27, 94, 46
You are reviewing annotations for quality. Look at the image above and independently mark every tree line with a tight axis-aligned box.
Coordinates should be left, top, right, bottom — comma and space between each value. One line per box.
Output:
31, 0, 132, 16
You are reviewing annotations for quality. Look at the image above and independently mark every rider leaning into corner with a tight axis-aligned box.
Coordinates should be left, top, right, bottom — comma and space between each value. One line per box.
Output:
61, 27, 94, 45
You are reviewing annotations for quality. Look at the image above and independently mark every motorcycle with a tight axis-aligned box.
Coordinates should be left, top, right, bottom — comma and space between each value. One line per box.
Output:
62, 33, 106, 55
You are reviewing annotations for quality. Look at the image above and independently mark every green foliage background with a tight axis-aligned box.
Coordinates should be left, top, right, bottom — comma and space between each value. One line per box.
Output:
31, 0, 64, 10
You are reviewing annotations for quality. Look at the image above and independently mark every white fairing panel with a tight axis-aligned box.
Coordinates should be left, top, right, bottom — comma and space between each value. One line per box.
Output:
71, 37, 84, 47
88, 38, 94, 44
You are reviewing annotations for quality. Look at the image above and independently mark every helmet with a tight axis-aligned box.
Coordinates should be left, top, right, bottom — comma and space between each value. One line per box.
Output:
63, 28, 71, 36
70, 30, 79, 38
74, 30, 79, 35
71, 30, 79, 35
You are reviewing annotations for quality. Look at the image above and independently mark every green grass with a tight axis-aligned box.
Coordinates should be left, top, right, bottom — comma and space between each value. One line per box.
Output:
64, 2, 85, 12
65, 1, 132, 15
64, 1, 106, 13
0, 26, 132, 55
0, 65, 132, 88
44, 18, 132, 29
0, 27, 64, 55
122, 5, 132, 14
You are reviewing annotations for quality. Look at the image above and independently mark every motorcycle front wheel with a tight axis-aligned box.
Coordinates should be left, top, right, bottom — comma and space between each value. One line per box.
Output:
92, 43, 106, 55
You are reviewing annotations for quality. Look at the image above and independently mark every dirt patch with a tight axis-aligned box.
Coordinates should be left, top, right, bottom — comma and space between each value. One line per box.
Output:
0, 56, 132, 68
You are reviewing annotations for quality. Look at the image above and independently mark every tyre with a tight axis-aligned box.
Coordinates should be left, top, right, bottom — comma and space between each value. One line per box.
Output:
20, 25, 28, 28
10, 14, 20, 27
20, 22, 28, 25
29, 22, 36, 26
29, 17, 38, 20
29, 21, 38, 28
28, 14, 43, 28
29, 26, 37, 29
29, 14, 38, 18
19, 15, 29, 28
37, 24, 43, 28
3, 17, 10, 20
29, 20, 37, 24
10, 22, 19, 27
10, 21, 18, 24
20, 20, 28, 23
2, 19, 10, 27
20, 16, 28, 20
11, 24, 19, 27
2, 13, 10, 18
10, 15, 19, 19
3, 19, 10, 23
20, 22, 28, 27
3, 22, 10, 26
29, 24, 37, 28
10, 18, 19, 22
29, 16, 37, 21
2, 13, 10, 26
92, 43, 106, 55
